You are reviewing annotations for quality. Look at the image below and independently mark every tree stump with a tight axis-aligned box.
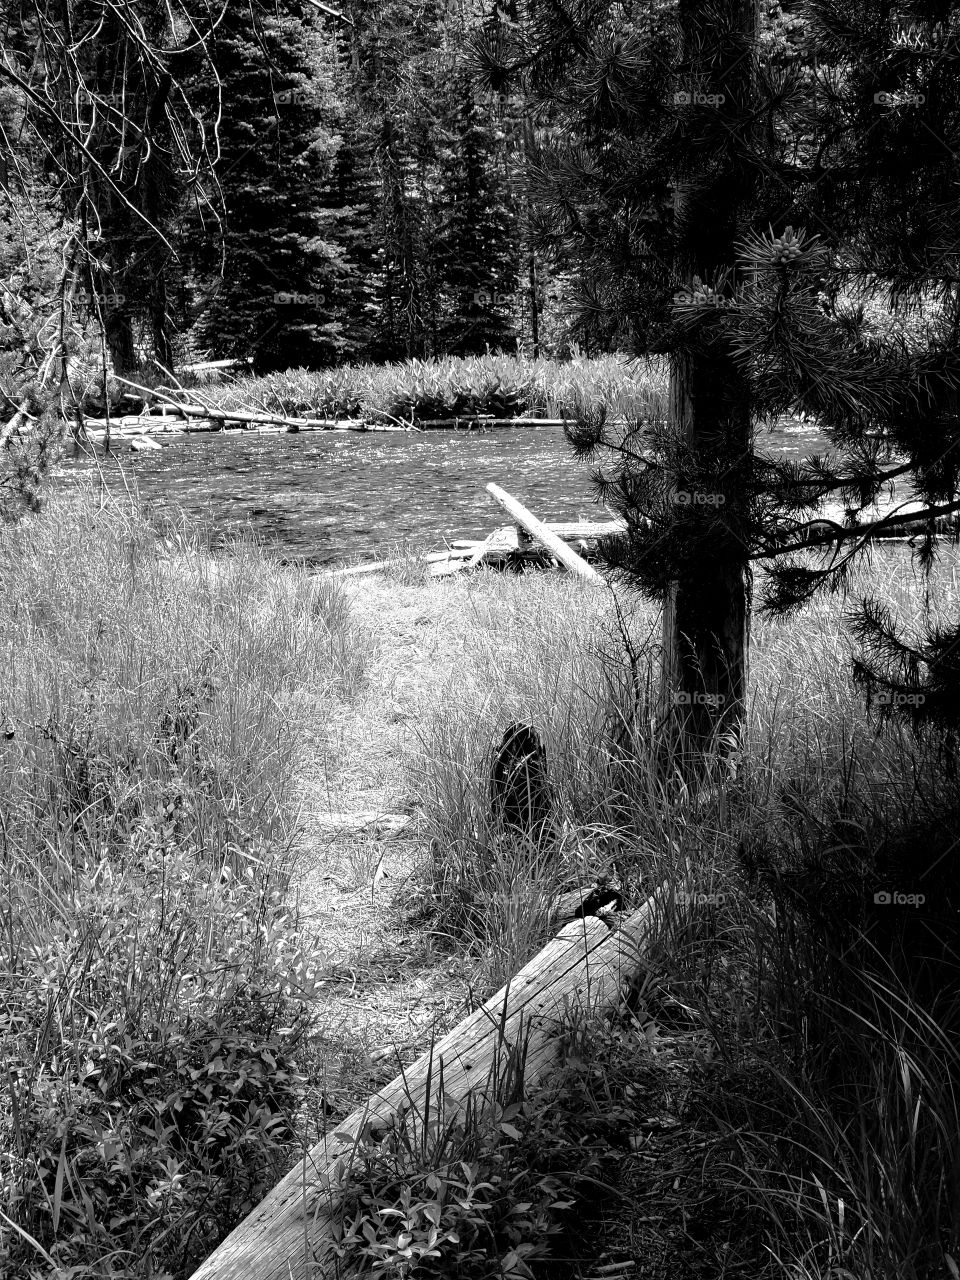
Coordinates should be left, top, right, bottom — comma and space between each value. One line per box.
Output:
489, 721, 554, 847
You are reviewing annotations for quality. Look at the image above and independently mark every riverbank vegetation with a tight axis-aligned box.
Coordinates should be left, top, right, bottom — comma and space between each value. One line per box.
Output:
3, 0, 960, 1274
186, 353, 669, 429
341, 544, 960, 1280
3, 487, 960, 1277
0, 487, 367, 1277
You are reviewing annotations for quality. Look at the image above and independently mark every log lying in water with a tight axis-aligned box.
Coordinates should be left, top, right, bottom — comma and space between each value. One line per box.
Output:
329, 519, 626, 580
364, 416, 632, 429
486, 483, 606, 583
187, 883, 674, 1280
78, 377, 412, 434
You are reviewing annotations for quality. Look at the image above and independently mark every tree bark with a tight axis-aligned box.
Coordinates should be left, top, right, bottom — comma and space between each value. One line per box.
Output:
660, 0, 760, 770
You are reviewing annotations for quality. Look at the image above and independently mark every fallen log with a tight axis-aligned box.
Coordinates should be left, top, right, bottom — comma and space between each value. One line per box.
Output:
109, 377, 413, 433
486, 483, 606, 583
183, 357, 254, 372
188, 883, 674, 1280
365, 416, 634, 429
331, 520, 623, 580
78, 415, 410, 436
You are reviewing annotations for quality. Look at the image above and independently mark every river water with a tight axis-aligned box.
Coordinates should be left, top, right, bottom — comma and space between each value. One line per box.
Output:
59, 420, 830, 566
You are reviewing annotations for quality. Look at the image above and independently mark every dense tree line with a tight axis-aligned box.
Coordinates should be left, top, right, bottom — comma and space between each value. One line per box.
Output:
0, 0, 557, 377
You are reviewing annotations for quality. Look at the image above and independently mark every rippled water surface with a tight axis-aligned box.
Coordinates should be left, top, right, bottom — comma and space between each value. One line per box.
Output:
59, 420, 830, 566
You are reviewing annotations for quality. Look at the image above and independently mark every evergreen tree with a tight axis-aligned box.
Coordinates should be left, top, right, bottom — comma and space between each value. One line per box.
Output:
431, 62, 520, 354
184, 0, 352, 371
471, 0, 960, 770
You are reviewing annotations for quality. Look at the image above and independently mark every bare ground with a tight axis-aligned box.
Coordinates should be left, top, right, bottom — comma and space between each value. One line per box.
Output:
287, 570, 498, 1133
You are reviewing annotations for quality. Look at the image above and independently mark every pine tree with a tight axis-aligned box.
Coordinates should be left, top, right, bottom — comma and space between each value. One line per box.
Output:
184, 0, 353, 371
470, 0, 960, 771
431, 61, 520, 355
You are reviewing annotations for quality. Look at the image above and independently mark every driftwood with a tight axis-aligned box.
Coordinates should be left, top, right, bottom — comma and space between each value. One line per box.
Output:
56, 402, 637, 438
486, 483, 606, 583
104, 377, 413, 433
329, 520, 625, 580
428, 526, 519, 577
188, 884, 673, 1280
183, 358, 254, 372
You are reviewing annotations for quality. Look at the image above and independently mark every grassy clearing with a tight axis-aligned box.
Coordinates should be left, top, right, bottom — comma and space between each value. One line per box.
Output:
0, 484, 369, 1278
166, 353, 669, 425
5, 483, 959, 1280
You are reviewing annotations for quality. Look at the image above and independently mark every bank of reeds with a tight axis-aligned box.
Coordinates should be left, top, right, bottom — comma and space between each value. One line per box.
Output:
0, 484, 367, 1279
163, 352, 668, 426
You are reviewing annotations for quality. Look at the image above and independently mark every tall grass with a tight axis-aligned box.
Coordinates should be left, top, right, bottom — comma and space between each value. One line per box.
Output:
411, 546, 960, 1274
192, 352, 669, 425
0, 484, 367, 1278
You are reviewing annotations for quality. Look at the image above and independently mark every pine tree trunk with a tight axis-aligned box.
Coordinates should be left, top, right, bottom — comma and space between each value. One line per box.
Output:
660, 0, 760, 771
105, 306, 137, 376
661, 347, 751, 762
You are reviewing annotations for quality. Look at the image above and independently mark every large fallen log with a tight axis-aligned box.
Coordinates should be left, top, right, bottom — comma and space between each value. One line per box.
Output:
486, 483, 606, 583
330, 520, 625, 580
365, 416, 632, 429
188, 884, 673, 1280
183, 358, 254, 372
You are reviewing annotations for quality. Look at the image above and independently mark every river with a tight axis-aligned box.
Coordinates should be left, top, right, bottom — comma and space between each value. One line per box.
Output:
59, 419, 831, 566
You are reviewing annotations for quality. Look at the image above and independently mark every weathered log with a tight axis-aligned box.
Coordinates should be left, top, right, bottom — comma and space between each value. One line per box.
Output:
486, 483, 606, 583
109, 377, 412, 433
188, 884, 673, 1280
183, 358, 253, 372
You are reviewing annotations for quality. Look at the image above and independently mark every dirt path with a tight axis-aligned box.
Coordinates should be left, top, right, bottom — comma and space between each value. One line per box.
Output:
288, 574, 482, 1130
